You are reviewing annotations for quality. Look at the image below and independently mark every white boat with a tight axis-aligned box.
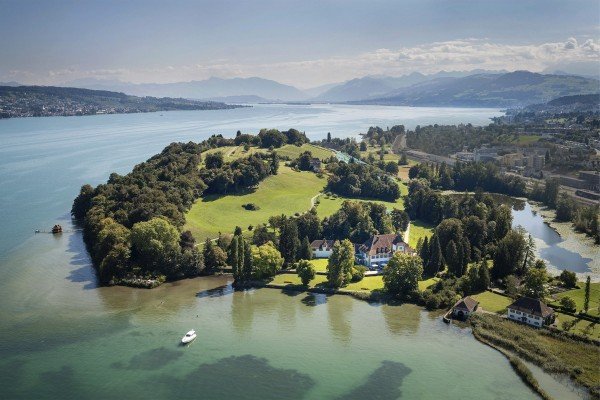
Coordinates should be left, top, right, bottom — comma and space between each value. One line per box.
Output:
181, 329, 197, 344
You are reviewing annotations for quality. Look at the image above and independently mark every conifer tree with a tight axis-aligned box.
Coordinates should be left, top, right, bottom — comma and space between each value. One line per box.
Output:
584, 276, 591, 313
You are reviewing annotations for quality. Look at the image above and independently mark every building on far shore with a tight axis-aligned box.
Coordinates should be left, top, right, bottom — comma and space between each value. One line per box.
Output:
507, 297, 555, 327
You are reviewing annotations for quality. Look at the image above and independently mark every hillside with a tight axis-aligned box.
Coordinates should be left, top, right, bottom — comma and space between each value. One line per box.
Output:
354, 71, 600, 107
65, 76, 307, 102
0, 85, 240, 118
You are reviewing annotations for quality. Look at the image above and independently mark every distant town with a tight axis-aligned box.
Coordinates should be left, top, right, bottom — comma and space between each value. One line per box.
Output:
0, 85, 242, 119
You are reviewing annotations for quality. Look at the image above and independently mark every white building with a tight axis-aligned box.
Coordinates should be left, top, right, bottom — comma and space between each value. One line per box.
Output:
507, 297, 555, 327
310, 239, 335, 258
355, 234, 415, 269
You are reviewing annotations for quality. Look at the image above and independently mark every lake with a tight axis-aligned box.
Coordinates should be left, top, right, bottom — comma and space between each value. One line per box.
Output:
0, 104, 583, 399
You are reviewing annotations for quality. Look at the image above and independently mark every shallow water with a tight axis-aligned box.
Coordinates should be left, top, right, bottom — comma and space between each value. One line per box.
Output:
511, 202, 598, 280
0, 104, 581, 398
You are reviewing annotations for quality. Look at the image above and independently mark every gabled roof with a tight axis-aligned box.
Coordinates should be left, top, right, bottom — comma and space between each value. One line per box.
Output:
508, 297, 554, 318
358, 234, 412, 256
453, 296, 479, 312
310, 239, 335, 249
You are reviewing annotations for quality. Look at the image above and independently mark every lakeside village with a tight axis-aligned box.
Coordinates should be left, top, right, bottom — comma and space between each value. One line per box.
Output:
71, 107, 600, 397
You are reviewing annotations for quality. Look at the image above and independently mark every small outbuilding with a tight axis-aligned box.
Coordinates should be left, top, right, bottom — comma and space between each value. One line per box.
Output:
452, 296, 479, 320
507, 297, 555, 327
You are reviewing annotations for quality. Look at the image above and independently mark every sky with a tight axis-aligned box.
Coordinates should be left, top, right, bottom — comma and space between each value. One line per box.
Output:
1, 0, 599, 88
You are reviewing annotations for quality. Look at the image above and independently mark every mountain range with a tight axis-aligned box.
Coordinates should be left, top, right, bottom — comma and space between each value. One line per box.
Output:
49, 70, 600, 107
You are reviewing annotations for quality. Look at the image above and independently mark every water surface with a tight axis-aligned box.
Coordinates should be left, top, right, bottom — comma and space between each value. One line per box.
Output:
0, 104, 576, 398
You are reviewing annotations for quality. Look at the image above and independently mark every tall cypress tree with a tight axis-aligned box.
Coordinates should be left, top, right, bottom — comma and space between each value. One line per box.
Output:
298, 236, 313, 260
279, 218, 299, 266
446, 240, 460, 277
228, 236, 240, 280
426, 234, 443, 277
584, 276, 591, 313
243, 240, 253, 281
419, 236, 430, 265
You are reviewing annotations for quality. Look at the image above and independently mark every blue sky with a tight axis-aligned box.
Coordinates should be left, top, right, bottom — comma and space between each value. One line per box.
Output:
1, 0, 598, 87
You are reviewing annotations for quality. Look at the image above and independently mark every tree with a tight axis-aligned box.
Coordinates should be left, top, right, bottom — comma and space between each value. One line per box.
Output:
445, 240, 461, 277
298, 236, 313, 260
71, 184, 95, 220
327, 132, 332, 143
476, 260, 491, 292
296, 259, 315, 286
203, 238, 226, 273
523, 267, 547, 299
179, 230, 195, 250
492, 229, 526, 280
419, 236, 430, 266
390, 209, 409, 232
425, 234, 443, 277
297, 151, 313, 171
543, 178, 560, 208
505, 275, 519, 298
205, 152, 224, 169
326, 240, 355, 288
399, 152, 408, 165
383, 253, 423, 299
559, 270, 577, 288
584, 276, 591, 313
243, 240, 253, 281
130, 218, 180, 275
560, 296, 576, 312
520, 234, 536, 275
278, 218, 300, 266
270, 152, 279, 175
296, 209, 321, 241
252, 224, 277, 246
251, 241, 284, 279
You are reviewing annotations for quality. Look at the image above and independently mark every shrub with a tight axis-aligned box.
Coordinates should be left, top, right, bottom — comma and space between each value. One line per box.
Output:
296, 259, 316, 286
351, 266, 366, 282
242, 203, 260, 211
560, 296, 577, 312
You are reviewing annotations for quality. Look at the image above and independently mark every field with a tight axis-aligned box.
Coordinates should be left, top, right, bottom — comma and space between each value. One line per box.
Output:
472, 291, 513, 313
185, 166, 326, 240
549, 282, 599, 316
314, 180, 408, 218
554, 312, 599, 339
514, 135, 541, 145
408, 220, 435, 249
269, 272, 437, 293
275, 143, 334, 160
309, 258, 328, 272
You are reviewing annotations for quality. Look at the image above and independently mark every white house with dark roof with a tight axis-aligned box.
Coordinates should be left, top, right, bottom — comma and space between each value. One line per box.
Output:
355, 233, 415, 268
310, 239, 335, 258
507, 297, 555, 327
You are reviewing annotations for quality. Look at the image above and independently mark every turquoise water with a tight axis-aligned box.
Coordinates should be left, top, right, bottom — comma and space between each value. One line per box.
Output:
0, 104, 563, 399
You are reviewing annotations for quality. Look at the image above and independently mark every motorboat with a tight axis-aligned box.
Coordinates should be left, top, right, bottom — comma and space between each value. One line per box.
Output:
181, 329, 197, 344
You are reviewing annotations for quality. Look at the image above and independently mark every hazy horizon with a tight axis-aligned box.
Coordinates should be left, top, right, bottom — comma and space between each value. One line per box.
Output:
1, 0, 599, 88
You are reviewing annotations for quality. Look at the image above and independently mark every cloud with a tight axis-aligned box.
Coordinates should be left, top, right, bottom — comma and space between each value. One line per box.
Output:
4, 37, 599, 87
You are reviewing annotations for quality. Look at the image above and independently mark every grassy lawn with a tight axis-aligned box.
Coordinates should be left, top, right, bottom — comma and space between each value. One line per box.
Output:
270, 272, 438, 293
309, 258, 329, 272
200, 146, 267, 166
314, 180, 408, 218
185, 166, 326, 240
418, 277, 439, 291
472, 291, 513, 313
549, 282, 599, 316
408, 220, 434, 249
276, 143, 334, 160
555, 312, 599, 339
514, 135, 541, 145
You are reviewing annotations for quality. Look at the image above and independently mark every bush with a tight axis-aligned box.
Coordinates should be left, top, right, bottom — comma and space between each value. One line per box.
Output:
560, 296, 577, 312
296, 259, 316, 286
351, 266, 366, 282
242, 203, 260, 211
559, 270, 577, 288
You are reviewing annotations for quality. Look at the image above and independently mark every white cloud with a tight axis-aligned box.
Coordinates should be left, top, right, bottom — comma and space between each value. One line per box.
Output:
5, 37, 599, 87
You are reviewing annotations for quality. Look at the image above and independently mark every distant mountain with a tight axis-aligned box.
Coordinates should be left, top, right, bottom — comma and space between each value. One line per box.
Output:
521, 93, 600, 114
0, 81, 21, 87
353, 71, 600, 107
207, 94, 270, 103
0, 85, 240, 119
313, 70, 507, 102
303, 82, 344, 98
65, 77, 307, 102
